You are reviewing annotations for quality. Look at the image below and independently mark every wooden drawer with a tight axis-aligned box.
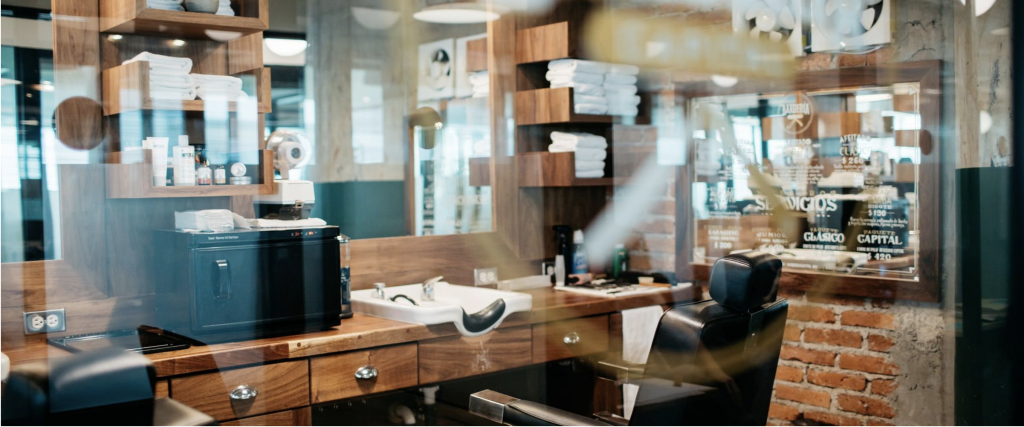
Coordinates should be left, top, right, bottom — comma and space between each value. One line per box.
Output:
221, 407, 312, 426
532, 315, 610, 363
171, 360, 309, 421
310, 343, 418, 403
419, 326, 532, 383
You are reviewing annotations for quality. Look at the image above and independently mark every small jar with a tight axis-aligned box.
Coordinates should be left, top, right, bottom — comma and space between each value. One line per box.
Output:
213, 165, 227, 185
196, 162, 213, 185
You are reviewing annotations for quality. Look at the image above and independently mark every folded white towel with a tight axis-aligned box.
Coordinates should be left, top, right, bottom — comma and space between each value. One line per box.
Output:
249, 218, 327, 228
549, 81, 604, 96
548, 59, 609, 74
576, 169, 605, 178
550, 131, 607, 147
150, 88, 197, 100
608, 63, 640, 75
573, 94, 607, 105
472, 83, 489, 92
471, 92, 489, 98
175, 209, 233, 232
575, 160, 605, 171
149, 70, 195, 86
191, 73, 243, 90
197, 87, 247, 101
547, 70, 604, 85
548, 145, 607, 161
604, 73, 637, 85
124, 52, 193, 73
148, 0, 184, 11
468, 71, 489, 86
607, 94, 642, 106
608, 105, 639, 117
573, 103, 608, 115
216, 1, 234, 15
603, 83, 638, 95
151, 79, 196, 91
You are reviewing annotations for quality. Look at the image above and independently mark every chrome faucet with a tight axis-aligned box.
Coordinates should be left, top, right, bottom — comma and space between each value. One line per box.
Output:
422, 276, 443, 302
374, 282, 387, 300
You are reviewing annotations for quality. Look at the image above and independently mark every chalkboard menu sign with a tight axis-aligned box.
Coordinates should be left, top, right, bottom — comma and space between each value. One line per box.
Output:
690, 84, 921, 280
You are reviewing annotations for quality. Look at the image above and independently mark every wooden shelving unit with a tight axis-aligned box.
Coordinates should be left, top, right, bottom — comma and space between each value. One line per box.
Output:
102, 61, 271, 116
100, 0, 268, 40
105, 149, 275, 199
514, 88, 613, 126
469, 157, 491, 187
517, 152, 621, 187
515, 21, 576, 65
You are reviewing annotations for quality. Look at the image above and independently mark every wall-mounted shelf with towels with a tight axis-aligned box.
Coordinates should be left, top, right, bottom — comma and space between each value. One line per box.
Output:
104, 149, 275, 199
517, 152, 623, 188
99, 0, 269, 40
101, 61, 271, 116
514, 88, 613, 126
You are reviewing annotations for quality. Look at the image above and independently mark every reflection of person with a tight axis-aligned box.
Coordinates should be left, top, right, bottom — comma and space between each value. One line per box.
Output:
992, 136, 1011, 167
427, 48, 451, 90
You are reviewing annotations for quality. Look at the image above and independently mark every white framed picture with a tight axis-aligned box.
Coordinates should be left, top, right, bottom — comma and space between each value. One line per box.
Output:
417, 38, 455, 101
455, 33, 487, 98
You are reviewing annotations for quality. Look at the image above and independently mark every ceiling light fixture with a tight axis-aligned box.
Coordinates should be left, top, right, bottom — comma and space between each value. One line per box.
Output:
711, 75, 739, 88
264, 38, 308, 57
413, 2, 501, 24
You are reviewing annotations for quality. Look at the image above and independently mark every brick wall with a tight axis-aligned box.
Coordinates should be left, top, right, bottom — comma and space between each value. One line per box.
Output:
768, 290, 902, 426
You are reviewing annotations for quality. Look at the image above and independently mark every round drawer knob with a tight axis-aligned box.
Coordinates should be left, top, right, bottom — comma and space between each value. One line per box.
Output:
355, 365, 378, 381
563, 332, 581, 345
229, 384, 258, 400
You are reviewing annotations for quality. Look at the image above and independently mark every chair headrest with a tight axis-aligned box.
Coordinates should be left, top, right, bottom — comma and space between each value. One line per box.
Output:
709, 251, 782, 311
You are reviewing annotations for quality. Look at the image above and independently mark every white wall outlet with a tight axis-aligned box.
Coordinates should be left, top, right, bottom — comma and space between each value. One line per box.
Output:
474, 268, 499, 287
23, 308, 65, 334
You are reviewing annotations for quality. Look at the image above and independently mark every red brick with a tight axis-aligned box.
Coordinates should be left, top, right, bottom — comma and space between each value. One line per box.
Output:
804, 410, 863, 426
870, 298, 894, 309
867, 421, 895, 426
807, 370, 867, 391
778, 289, 805, 300
839, 354, 899, 375
641, 234, 676, 253
783, 324, 801, 341
789, 306, 836, 323
841, 311, 895, 330
871, 379, 898, 396
628, 252, 674, 272
780, 345, 836, 366
775, 384, 831, 408
804, 328, 863, 348
768, 402, 800, 421
807, 293, 866, 307
775, 365, 803, 383
867, 334, 895, 352
838, 394, 896, 418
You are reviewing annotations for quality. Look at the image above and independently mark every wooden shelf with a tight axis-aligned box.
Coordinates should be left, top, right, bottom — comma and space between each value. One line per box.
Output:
517, 152, 618, 187
102, 61, 271, 116
100, 0, 269, 40
515, 21, 576, 65
514, 88, 613, 126
105, 149, 276, 199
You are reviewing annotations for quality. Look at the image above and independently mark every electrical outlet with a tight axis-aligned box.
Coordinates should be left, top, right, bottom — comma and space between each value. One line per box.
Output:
474, 268, 499, 287
24, 308, 65, 334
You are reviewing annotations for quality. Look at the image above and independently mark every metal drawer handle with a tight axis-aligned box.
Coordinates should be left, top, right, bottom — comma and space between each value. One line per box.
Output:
229, 384, 258, 400
355, 365, 378, 381
563, 332, 581, 345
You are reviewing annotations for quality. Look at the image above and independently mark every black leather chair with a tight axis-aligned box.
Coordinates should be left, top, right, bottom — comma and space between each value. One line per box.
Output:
2, 348, 215, 426
469, 251, 788, 426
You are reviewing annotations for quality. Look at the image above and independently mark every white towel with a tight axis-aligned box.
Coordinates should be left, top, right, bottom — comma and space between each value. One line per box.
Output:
576, 169, 604, 178
196, 87, 247, 101
549, 81, 604, 96
575, 160, 605, 171
621, 305, 663, 364
151, 79, 196, 91
607, 94, 641, 106
468, 71, 489, 86
471, 92, 489, 98
608, 105, 639, 117
548, 145, 607, 161
603, 82, 638, 95
472, 82, 489, 92
546, 70, 604, 85
573, 94, 607, 105
149, 70, 194, 86
608, 63, 640, 75
550, 131, 607, 148
150, 87, 197, 100
249, 217, 327, 228
191, 73, 243, 90
124, 52, 193, 73
548, 59, 608, 74
147, 0, 184, 11
574, 103, 608, 115
175, 209, 234, 232
604, 73, 637, 85
216, 0, 234, 16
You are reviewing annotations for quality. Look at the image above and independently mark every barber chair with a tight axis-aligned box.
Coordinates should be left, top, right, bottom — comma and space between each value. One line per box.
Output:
2, 348, 215, 425
469, 251, 788, 426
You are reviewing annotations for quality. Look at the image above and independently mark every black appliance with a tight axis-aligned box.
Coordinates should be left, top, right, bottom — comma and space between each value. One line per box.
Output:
154, 226, 342, 343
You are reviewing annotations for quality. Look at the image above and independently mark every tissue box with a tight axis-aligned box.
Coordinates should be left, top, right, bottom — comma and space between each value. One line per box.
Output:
174, 209, 235, 232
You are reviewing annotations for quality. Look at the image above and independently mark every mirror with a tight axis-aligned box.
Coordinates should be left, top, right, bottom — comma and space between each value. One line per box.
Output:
690, 83, 922, 280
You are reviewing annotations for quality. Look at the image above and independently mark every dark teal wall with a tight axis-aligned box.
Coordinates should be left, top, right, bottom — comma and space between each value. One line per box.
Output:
311, 181, 406, 239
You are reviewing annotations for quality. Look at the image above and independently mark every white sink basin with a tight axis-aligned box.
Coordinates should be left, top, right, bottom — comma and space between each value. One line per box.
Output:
351, 282, 533, 336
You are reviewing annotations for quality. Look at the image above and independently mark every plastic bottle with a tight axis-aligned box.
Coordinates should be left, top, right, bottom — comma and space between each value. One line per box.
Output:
554, 255, 566, 287
612, 243, 628, 278
572, 229, 588, 274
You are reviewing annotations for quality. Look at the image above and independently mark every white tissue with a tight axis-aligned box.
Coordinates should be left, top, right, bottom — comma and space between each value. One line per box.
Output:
249, 218, 327, 228
175, 209, 236, 232
621, 306, 664, 364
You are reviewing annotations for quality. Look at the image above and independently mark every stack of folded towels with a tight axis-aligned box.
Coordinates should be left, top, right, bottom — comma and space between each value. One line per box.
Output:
123, 52, 196, 100
469, 71, 489, 98
147, 0, 184, 11
548, 131, 608, 178
216, 0, 234, 16
191, 74, 247, 101
545, 59, 641, 117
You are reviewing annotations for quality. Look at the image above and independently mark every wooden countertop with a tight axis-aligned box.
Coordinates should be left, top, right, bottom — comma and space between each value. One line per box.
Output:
5, 286, 700, 378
